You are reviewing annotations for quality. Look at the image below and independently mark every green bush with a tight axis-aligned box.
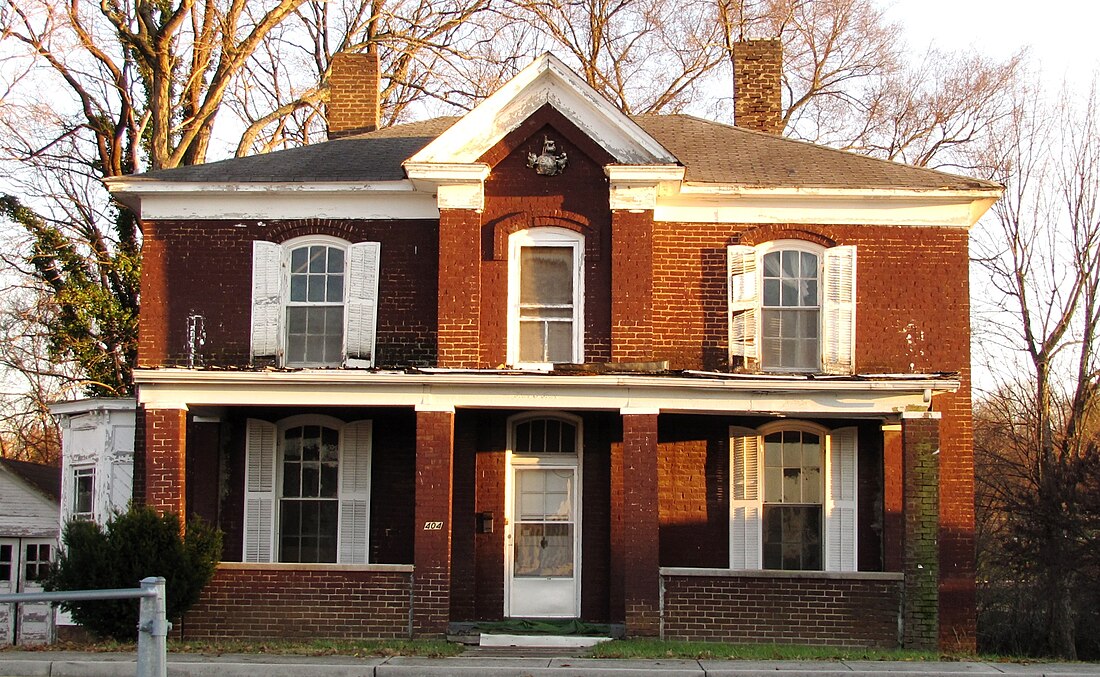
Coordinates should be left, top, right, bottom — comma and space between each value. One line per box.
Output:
46, 507, 222, 641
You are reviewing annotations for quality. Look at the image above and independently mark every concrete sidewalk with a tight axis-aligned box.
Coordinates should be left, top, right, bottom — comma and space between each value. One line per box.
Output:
1, 652, 1099, 677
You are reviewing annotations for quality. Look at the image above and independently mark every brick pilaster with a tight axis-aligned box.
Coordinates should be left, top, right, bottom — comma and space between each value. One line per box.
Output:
882, 423, 904, 572
902, 411, 940, 650
611, 210, 654, 362
143, 405, 187, 517
437, 208, 482, 367
413, 407, 455, 636
615, 411, 660, 636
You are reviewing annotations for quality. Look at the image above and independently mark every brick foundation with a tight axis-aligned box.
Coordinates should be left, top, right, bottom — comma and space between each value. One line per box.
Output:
661, 571, 902, 647
179, 564, 412, 640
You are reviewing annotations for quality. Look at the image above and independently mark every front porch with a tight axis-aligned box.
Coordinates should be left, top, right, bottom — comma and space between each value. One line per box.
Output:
136, 368, 947, 648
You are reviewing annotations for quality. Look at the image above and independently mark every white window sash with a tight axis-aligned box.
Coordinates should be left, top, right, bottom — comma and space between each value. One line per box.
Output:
507, 229, 585, 368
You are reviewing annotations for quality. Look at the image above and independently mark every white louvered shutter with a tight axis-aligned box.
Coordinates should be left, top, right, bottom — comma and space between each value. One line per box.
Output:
823, 245, 857, 374
345, 242, 380, 368
251, 241, 282, 361
825, 427, 858, 572
729, 427, 762, 569
728, 245, 758, 361
339, 421, 372, 564
244, 419, 277, 563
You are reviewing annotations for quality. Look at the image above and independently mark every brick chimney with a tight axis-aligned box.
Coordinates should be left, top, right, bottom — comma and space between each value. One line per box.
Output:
328, 50, 380, 139
733, 39, 783, 135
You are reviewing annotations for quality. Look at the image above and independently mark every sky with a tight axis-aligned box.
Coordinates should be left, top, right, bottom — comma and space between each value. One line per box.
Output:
883, 0, 1100, 84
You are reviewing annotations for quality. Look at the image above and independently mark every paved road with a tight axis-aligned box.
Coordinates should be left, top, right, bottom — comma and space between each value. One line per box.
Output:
1, 652, 1099, 677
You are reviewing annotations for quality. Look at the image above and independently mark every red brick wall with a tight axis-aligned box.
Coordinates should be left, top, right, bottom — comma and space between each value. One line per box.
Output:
611, 211, 655, 361
437, 209, 482, 368
662, 573, 902, 646
620, 413, 660, 635
137, 218, 438, 368
179, 566, 411, 640
413, 409, 454, 636
144, 407, 186, 516
478, 104, 614, 366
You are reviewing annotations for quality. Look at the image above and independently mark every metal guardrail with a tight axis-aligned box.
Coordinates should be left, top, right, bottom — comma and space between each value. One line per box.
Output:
0, 576, 168, 677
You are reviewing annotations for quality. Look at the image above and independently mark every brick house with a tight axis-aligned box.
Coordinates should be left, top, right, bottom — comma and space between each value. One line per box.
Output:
107, 42, 1000, 650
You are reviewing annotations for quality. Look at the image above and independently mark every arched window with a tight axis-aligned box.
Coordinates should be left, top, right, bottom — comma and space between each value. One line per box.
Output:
508, 228, 584, 367
243, 416, 372, 564
728, 240, 856, 374
250, 237, 380, 368
730, 422, 857, 572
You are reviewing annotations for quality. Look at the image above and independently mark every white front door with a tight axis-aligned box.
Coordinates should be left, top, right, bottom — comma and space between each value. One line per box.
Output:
506, 463, 580, 617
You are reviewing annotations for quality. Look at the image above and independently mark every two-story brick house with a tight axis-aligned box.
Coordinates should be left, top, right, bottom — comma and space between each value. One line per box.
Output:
107, 42, 1000, 650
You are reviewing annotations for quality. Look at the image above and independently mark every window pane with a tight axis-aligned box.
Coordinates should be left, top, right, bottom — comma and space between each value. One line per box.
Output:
802, 252, 818, 278
763, 278, 780, 306
545, 322, 574, 363
307, 275, 326, 302
518, 322, 545, 363
327, 247, 344, 273
765, 466, 781, 501
291, 247, 308, 273
781, 277, 799, 306
290, 275, 307, 302
802, 279, 818, 307
782, 250, 799, 277
782, 467, 801, 502
763, 505, 822, 571
763, 251, 781, 277
520, 247, 573, 305
514, 523, 574, 577
309, 246, 327, 273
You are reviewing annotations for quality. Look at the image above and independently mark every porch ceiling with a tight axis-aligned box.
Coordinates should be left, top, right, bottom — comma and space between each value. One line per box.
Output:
134, 368, 957, 417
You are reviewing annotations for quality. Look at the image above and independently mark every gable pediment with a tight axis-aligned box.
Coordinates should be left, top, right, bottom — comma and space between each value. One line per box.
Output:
406, 53, 678, 167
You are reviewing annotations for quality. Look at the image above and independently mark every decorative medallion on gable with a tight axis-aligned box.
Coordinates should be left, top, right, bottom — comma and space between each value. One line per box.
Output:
527, 136, 568, 176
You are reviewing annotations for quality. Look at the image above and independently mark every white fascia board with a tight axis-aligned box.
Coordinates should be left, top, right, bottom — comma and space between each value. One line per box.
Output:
407, 53, 676, 165
49, 397, 137, 417
403, 163, 491, 210
134, 368, 959, 417
107, 179, 439, 220
655, 185, 1002, 228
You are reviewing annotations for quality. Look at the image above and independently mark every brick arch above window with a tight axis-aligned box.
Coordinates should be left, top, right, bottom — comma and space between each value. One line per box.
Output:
491, 212, 600, 261
736, 225, 837, 249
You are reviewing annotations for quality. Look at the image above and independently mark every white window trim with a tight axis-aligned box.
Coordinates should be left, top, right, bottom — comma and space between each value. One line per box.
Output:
243, 415, 372, 565
507, 228, 585, 369
728, 240, 856, 375
729, 421, 858, 573
71, 465, 96, 521
251, 236, 380, 369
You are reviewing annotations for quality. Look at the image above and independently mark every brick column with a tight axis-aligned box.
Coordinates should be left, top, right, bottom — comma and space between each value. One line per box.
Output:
613, 411, 660, 636
610, 210, 654, 362
882, 423, 904, 572
413, 406, 455, 637
901, 411, 940, 650
143, 405, 187, 517
437, 208, 482, 368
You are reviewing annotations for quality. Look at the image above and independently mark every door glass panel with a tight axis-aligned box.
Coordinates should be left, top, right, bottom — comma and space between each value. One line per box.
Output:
513, 468, 575, 578
514, 523, 574, 577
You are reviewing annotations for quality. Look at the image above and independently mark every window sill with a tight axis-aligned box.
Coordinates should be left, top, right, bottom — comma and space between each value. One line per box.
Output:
219, 562, 413, 573
659, 567, 903, 581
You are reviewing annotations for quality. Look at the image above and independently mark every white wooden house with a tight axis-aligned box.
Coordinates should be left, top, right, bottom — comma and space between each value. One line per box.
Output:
0, 458, 60, 644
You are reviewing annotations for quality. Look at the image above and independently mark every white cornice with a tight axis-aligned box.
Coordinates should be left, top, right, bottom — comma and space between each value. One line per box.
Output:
654, 185, 1002, 228
134, 368, 958, 417
48, 397, 136, 417
106, 179, 440, 220
606, 164, 686, 211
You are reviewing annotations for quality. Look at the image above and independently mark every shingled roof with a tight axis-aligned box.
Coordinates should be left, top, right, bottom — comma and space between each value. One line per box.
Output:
0, 457, 61, 504
134, 114, 997, 191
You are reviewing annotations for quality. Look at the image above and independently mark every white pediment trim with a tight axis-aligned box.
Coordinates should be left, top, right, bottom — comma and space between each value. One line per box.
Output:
406, 53, 678, 166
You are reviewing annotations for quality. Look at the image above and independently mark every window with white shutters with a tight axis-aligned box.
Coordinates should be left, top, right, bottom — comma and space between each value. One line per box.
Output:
728, 241, 856, 374
250, 237, 379, 368
243, 416, 372, 564
728, 423, 858, 572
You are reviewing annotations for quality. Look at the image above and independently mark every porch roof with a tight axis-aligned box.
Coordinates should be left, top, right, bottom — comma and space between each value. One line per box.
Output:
134, 368, 957, 418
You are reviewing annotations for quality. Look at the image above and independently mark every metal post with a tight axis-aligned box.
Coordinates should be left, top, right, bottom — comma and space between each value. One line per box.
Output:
136, 577, 168, 677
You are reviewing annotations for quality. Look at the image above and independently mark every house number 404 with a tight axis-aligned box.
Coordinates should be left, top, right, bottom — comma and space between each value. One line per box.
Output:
423, 521, 444, 530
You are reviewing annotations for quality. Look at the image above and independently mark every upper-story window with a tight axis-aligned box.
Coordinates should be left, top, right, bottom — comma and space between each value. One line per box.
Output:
728, 241, 856, 374
251, 237, 379, 368
508, 228, 584, 367
730, 422, 857, 572
243, 416, 372, 564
